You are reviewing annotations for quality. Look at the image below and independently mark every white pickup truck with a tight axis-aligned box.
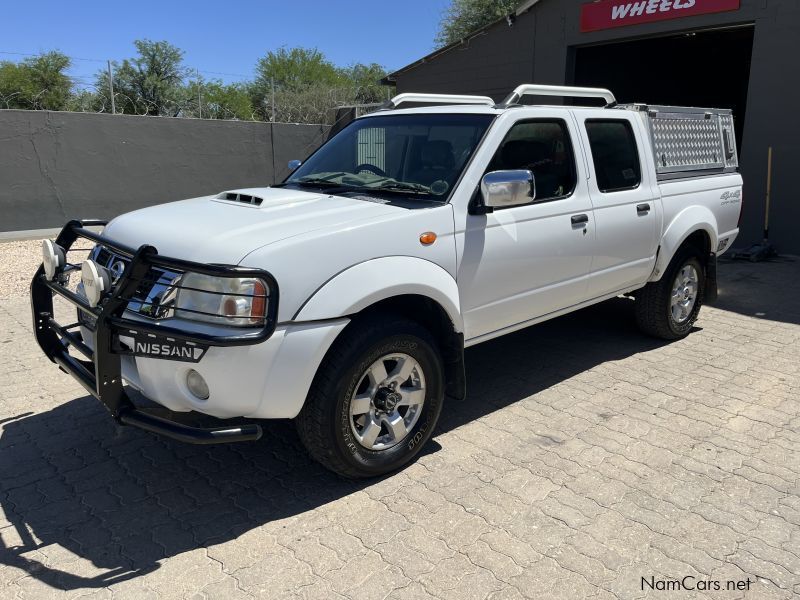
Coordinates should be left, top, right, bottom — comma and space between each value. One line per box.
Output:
33, 84, 742, 477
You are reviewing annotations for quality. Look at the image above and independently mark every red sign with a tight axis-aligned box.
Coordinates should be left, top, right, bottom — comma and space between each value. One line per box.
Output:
580, 0, 740, 33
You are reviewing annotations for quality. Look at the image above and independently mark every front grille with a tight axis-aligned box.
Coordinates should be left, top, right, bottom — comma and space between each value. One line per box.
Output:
89, 245, 180, 319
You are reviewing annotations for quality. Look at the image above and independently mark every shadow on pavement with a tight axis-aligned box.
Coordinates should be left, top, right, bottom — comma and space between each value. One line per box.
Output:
715, 256, 800, 325
0, 296, 682, 590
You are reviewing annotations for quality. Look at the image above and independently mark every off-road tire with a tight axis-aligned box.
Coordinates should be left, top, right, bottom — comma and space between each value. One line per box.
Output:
635, 246, 705, 340
296, 314, 444, 478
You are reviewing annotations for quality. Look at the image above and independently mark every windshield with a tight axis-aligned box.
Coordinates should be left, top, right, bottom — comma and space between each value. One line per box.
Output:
284, 113, 494, 202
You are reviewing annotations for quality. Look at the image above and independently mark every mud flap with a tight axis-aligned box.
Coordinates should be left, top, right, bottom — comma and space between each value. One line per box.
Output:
705, 253, 718, 304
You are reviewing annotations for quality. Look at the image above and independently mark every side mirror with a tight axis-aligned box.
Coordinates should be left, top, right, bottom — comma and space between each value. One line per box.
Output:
287, 159, 302, 172
475, 170, 535, 213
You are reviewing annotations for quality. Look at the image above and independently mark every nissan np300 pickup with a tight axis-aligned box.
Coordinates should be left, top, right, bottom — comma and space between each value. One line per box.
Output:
32, 84, 743, 477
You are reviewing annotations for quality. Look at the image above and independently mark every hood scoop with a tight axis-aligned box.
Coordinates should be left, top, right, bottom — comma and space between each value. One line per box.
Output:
216, 191, 263, 206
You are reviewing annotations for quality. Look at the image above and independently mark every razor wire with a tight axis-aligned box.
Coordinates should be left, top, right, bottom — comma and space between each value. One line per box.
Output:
0, 77, 391, 125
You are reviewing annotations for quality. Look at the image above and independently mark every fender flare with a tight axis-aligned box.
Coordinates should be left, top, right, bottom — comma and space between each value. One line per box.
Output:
650, 206, 718, 282
293, 256, 464, 332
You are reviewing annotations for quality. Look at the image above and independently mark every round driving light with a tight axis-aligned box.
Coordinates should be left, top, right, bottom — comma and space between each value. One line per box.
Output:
42, 239, 66, 280
186, 369, 210, 400
81, 260, 111, 307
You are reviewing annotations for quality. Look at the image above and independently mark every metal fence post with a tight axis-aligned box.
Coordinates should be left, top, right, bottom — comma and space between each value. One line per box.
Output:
271, 78, 276, 122
107, 60, 115, 115
196, 68, 202, 119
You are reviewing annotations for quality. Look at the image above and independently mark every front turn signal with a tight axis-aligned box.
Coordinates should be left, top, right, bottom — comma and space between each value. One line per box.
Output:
419, 232, 437, 246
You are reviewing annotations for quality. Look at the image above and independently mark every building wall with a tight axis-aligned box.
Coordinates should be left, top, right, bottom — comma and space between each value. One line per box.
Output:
0, 110, 328, 232
395, 0, 800, 253
393, 14, 537, 99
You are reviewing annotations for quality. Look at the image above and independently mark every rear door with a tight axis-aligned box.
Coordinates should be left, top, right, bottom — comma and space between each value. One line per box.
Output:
573, 111, 659, 298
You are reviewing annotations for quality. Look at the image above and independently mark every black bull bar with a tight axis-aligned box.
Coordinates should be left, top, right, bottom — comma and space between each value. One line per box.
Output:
30, 219, 279, 444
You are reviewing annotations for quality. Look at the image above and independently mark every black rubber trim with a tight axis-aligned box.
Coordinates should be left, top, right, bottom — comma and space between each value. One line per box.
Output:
705, 252, 718, 304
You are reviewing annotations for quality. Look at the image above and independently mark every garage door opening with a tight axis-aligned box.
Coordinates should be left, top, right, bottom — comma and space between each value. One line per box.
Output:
571, 25, 754, 150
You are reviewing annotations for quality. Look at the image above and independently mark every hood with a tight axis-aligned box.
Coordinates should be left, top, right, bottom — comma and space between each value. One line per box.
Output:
102, 187, 399, 264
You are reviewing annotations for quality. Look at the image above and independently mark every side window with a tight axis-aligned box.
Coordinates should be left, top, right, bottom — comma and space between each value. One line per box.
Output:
585, 120, 642, 192
487, 119, 577, 202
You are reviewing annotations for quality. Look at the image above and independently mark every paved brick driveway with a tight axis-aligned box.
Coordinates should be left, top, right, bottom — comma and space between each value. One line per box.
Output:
1, 257, 799, 599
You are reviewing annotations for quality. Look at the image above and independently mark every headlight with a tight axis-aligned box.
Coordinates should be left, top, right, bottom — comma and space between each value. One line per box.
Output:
175, 273, 268, 327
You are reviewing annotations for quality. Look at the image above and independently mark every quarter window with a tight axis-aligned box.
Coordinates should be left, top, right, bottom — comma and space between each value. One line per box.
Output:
487, 119, 577, 202
585, 120, 642, 192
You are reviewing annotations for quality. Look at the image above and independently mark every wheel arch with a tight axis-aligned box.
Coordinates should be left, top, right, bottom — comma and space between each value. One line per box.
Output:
294, 257, 466, 401
294, 256, 463, 331
651, 207, 717, 282
351, 294, 466, 402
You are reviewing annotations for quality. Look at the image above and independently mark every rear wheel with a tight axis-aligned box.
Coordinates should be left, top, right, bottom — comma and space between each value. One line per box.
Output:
296, 314, 444, 478
635, 247, 705, 340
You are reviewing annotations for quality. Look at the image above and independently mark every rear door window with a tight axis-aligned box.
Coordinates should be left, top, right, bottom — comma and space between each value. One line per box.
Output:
585, 120, 642, 192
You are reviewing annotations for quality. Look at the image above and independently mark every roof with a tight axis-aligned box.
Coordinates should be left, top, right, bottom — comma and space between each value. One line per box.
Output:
383, 0, 545, 83
515, 0, 544, 14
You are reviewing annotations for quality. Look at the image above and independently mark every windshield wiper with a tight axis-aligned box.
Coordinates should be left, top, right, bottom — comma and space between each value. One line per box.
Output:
277, 177, 435, 197
370, 181, 432, 195
285, 178, 352, 189
274, 173, 355, 189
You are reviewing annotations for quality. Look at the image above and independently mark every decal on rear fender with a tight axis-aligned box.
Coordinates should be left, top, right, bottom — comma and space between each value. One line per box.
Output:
720, 190, 741, 206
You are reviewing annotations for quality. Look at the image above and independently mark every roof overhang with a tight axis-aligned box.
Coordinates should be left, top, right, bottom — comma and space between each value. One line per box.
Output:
383, 0, 545, 85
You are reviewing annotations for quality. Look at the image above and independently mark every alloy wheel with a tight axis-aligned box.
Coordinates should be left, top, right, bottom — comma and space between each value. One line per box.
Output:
349, 353, 426, 450
670, 264, 699, 324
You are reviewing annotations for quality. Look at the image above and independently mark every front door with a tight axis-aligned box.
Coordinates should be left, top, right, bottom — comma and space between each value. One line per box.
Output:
456, 111, 595, 341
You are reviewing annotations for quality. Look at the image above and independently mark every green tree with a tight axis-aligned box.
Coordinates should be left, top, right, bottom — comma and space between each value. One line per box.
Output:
254, 47, 342, 90
339, 63, 389, 103
65, 88, 98, 113
186, 79, 255, 120
96, 40, 189, 116
251, 47, 389, 123
0, 62, 28, 108
0, 51, 72, 110
436, 0, 521, 47
251, 47, 339, 121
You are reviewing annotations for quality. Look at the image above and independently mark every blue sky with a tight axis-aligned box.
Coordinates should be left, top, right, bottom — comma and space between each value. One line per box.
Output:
2, 0, 450, 87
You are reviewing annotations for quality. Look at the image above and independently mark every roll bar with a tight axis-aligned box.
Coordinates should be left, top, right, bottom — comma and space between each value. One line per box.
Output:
501, 84, 616, 107
381, 84, 618, 112
387, 93, 495, 108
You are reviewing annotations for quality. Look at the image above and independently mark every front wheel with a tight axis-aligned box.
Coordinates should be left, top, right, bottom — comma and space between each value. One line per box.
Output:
635, 247, 705, 340
296, 314, 444, 478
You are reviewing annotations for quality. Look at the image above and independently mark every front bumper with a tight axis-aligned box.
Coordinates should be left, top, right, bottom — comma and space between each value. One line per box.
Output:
30, 219, 279, 444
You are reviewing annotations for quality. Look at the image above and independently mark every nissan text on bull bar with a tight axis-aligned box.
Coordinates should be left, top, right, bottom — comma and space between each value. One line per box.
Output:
31, 84, 743, 478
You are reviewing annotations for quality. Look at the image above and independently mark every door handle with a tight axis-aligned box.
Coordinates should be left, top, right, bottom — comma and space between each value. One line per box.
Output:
637, 203, 651, 214
571, 214, 589, 225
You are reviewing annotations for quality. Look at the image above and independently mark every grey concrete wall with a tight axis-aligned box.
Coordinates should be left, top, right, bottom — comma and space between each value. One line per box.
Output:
0, 110, 328, 231
394, 0, 800, 254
